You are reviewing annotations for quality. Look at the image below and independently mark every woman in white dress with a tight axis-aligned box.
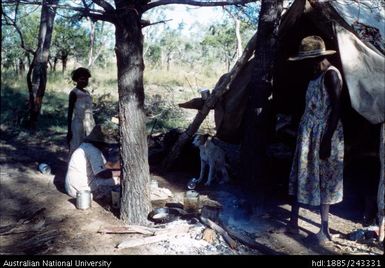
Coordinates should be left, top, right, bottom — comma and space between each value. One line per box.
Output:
67, 68, 96, 156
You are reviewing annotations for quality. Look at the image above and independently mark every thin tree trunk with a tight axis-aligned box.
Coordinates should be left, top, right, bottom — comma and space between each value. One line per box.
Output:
240, 0, 283, 190
61, 54, 67, 72
166, 54, 171, 71
48, 58, 53, 72
378, 123, 385, 242
53, 56, 57, 72
163, 30, 259, 170
27, 0, 58, 129
114, 1, 151, 225
235, 18, 242, 59
88, 19, 95, 67
18, 58, 25, 76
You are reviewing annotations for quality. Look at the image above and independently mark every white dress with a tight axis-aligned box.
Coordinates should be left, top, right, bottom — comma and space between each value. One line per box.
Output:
69, 88, 95, 156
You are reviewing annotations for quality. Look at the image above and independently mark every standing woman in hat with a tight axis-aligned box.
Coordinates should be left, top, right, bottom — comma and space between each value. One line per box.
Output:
286, 36, 344, 243
67, 67, 96, 156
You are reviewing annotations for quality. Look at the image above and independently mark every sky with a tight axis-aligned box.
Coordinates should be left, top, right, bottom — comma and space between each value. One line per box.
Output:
164, 5, 224, 29
142, 4, 227, 37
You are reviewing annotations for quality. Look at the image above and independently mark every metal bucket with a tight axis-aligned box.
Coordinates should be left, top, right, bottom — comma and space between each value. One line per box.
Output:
76, 190, 92, 210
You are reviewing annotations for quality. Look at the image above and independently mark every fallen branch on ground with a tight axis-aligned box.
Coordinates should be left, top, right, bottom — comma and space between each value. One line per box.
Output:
116, 224, 190, 249
221, 224, 281, 255
199, 216, 237, 249
98, 225, 158, 236
0, 208, 46, 235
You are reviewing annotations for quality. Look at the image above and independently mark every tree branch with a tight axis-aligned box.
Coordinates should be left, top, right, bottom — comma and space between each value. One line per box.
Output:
3, 1, 106, 14
144, 0, 256, 12
91, 0, 115, 12
2, 12, 35, 55
3, 0, 115, 22
142, 18, 172, 28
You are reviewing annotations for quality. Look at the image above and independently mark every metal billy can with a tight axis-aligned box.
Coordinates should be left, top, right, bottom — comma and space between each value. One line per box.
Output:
76, 190, 92, 210
111, 186, 121, 209
184, 190, 200, 213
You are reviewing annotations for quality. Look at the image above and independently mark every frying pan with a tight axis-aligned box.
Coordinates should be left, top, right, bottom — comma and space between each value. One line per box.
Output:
147, 207, 180, 224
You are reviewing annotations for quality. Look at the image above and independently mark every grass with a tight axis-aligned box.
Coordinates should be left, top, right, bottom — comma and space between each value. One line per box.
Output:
1, 62, 220, 136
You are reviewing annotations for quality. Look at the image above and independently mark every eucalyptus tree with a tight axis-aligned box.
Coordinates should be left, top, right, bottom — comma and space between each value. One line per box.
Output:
51, 17, 89, 72
68, 0, 256, 225
2, 0, 60, 128
159, 26, 184, 70
26, 0, 59, 128
202, 21, 237, 71
2, 5, 40, 74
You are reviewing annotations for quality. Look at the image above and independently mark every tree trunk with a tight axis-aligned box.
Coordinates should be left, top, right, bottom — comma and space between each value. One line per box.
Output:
88, 19, 95, 67
61, 54, 68, 73
27, 0, 58, 129
53, 56, 57, 72
114, 2, 151, 225
48, 58, 53, 72
166, 53, 171, 71
18, 58, 25, 76
240, 0, 283, 190
235, 18, 242, 59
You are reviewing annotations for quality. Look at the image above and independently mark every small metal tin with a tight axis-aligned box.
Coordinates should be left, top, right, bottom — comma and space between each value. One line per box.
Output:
38, 163, 51, 174
187, 177, 198, 190
76, 190, 92, 210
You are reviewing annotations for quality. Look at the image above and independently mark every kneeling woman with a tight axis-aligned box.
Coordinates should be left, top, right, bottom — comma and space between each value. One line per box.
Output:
65, 123, 120, 198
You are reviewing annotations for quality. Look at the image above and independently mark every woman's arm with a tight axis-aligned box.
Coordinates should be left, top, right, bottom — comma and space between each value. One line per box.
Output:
67, 91, 76, 145
320, 69, 342, 159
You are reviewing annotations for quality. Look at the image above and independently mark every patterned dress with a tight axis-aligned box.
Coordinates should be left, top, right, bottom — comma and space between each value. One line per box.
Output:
289, 66, 344, 206
69, 88, 95, 156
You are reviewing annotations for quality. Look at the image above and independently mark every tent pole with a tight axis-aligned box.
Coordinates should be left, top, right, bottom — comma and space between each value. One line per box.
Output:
378, 122, 385, 242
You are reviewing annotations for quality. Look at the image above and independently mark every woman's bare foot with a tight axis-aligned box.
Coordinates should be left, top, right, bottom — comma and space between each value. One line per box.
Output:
307, 230, 337, 244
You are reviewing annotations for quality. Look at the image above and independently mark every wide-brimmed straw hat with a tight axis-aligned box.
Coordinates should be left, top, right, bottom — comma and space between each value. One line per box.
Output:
84, 122, 119, 145
288, 35, 336, 61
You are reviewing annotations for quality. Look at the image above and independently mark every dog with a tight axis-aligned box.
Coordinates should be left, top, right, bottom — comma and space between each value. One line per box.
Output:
192, 134, 230, 186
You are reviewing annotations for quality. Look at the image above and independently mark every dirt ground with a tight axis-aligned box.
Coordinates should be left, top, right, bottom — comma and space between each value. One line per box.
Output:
0, 125, 383, 256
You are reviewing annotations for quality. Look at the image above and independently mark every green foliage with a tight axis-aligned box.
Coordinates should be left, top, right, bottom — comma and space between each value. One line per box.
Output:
0, 75, 29, 128
202, 22, 236, 60
145, 93, 188, 133
1, 6, 40, 70
224, 2, 261, 25
1, 3, 258, 136
1, 71, 68, 132
146, 45, 162, 66
51, 17, 89, 68
93, 93, 118, 124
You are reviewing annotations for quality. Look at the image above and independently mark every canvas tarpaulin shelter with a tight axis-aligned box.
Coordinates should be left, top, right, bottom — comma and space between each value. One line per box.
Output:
211, 0, 384, 145
275, 0, 384, 124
